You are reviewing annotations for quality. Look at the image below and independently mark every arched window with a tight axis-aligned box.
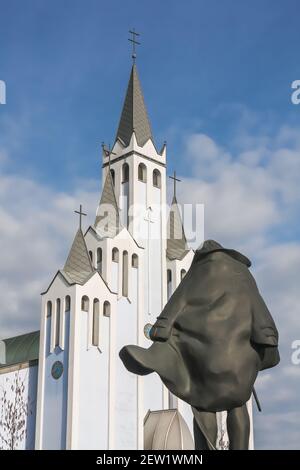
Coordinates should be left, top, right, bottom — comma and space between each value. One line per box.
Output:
122, 251, 128, 297
122, 163, 129, 183
180, 269, 186, 281
89, 251, 93, 264
81, 295, 89, 312
153, 169, 161, 188
46, 300, 52, 318
97, 248, 102, 273
92, 299, 100, 346
55, 298, 61, 347
103, 301, 111, 317
112, 247, 119, 262
167, 270, 172, 300
138, 163, 147, 182
110, 169, 115, 185
132, 254, 138, 268
65, 295, 71, 312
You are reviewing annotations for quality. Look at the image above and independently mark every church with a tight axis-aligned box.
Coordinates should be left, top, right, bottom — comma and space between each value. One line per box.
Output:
0, 50, 254, 450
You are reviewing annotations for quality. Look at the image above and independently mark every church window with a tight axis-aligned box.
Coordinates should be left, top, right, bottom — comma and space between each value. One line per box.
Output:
138, 163, 147, 182
122, 251, 128, 297
110, 169, 115, 185
180, 269, 186, 281
112, 247, 119, 262
122, 163, 129, 183
92, 299, 100, 346
65, 295, 71, 312
167, 270, 172, 300
46, 300, 52, 318
103, 301, 111, 317
89, 250, 93, 264
97, 248, 102, 273
55, 298, 61, 348
132, 254, 138, 268
81, 295, 89, 312
153, 169, 161, 188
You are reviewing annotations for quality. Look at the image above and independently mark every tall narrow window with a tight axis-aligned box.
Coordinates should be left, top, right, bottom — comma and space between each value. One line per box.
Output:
65, 295, 71, 312
138, 163, 147, 182
55, 298, 61, 347
103, 301, 111, 317
89, 251, 93, 264
112, 247, 119, 262
167, 270, 172, 300
122, 163, 129, 183
132, 254, 138, 268
97, 248, 102, 273
92, 299, 100, 346
122, 251, 128, 297
46, 300, 52, 318
153, 169, 161, 188
180, 269, 186, 281
81, 295, 89, 312
110, 169, 115, 185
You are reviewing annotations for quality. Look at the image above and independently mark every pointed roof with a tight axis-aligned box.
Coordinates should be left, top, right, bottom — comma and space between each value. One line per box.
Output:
116, 64, 153, 147
94, 170, 121, 238
62, 228, 94, 284
167, 196, 189, 261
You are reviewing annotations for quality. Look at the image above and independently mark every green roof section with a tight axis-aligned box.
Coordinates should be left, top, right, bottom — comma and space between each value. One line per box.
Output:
62, 228, 95, 284
116, 64, 153, 147
95, 170, 121, 237
167, 196, 189, 261
0, 330, 40, 369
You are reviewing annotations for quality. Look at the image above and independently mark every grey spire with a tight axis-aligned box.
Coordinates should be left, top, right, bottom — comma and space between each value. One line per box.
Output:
95, 170, 121, 238
166, 196, 189, 260
116, 64, 153, 147
62, 228, 94, 284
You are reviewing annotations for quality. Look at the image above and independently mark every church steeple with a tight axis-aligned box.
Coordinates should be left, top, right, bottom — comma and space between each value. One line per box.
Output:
115, 64, 153, 147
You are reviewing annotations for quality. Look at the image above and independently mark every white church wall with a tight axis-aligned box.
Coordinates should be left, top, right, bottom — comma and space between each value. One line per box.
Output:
114, 292, 138, 449
42, 308, 70, 449
0, 363, 38, 450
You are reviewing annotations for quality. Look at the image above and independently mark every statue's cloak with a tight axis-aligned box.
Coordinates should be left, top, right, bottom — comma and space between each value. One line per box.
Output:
120, 240, 280, 412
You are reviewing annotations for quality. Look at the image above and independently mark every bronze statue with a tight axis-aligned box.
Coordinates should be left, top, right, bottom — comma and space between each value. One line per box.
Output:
120, 240, 280, 450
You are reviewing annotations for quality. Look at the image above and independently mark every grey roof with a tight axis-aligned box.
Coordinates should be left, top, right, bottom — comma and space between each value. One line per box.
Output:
116, 64, 153, 147
144, 409, 194, 450
95, 170, 121, 238
167, 196, 189, 261
62, 228, 94, 284
0, 331, 40, 369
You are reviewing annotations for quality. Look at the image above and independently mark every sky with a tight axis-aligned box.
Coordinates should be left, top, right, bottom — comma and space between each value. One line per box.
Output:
0, 0, 300, 449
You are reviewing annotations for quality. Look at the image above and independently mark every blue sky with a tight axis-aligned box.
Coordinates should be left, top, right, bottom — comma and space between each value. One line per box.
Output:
1, 0, 300, 450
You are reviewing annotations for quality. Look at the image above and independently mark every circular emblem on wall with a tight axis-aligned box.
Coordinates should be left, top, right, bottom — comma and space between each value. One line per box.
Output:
51, 360, 64, 380
144, 323, 153, 340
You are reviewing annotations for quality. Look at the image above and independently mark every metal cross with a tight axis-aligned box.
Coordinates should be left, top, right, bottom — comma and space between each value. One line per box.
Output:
128, 28, 141, 62
74, 204, 87, 230
169, 171, 181, 199
102, 142, 116, 170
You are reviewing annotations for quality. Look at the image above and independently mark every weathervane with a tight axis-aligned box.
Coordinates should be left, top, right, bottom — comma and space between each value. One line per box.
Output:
128, 28, 141, 63
75, 204, 87, 230
169, 171, 181, 199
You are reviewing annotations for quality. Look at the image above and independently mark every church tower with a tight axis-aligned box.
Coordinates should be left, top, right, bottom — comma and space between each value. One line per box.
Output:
35, 50, 254, 450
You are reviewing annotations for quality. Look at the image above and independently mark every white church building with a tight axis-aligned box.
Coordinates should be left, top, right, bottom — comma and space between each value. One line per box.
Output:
0, 59, 253, 450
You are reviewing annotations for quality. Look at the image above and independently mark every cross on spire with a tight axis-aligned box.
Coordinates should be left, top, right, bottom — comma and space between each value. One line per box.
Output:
74, 204, 87, 230
102, 142, 116, 171
169, 171, 181, 199
128, 28, 141, 63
